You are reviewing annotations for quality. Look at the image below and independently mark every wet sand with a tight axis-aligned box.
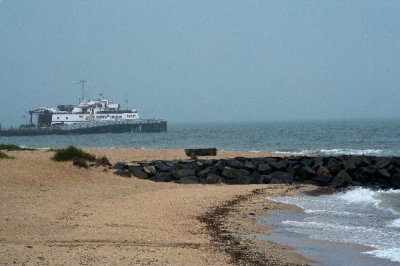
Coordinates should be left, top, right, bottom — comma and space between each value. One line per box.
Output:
0, 148, 313, 265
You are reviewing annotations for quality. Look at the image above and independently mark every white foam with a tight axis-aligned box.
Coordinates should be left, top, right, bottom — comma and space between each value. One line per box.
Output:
338, 187, 381, 207
37, 147, 51, 150
304, 209, 365, 217
380, 189, 400, 195
318, 148, 382, 156
271, 150, 314, 156
388, 218, 400, 228
364, 248, 400, 263
282, 220, 377, 233
268, 188, 400, 264
337, 188, 400, 215
271, 148, 384, 156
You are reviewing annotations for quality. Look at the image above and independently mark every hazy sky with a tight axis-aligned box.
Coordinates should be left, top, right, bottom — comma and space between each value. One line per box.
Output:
0, 0, 399, 126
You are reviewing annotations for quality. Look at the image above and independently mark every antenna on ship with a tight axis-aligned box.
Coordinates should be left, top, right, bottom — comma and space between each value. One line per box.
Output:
78, 80, 86, 101
124, 91, 128, 110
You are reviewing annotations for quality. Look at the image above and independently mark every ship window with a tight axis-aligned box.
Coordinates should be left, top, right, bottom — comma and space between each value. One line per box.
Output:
57, 117, 59, 120
66, 117, 68, 120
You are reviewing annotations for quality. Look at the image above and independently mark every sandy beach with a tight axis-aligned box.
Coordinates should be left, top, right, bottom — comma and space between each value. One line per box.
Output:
0, 148, 314, 265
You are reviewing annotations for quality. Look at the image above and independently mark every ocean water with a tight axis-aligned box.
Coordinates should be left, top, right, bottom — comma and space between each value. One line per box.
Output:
0, 119, 399, 156
262, 188, 400, 265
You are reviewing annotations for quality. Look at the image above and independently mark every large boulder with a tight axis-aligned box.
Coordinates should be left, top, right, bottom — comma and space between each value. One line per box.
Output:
215, 160, 226, 171
326, 158, 343, 175
248, 171, 261, 184
390, 173, 400, 188
206, 173, 222, 184
329, 170, 353, 189
197, 166, 217, 178
222, 167, 250, 179
374, 158, 391, 169
244, 160, 256, 170
376, 169, 391, 179
316, 166, 332, 177
258, 163, 272, 173
128, 166, 148, 179
172, 168, 196, 179
228, 159, 244, 169
261, 174, 273, 184
342, 156, 357, 172
269, 171, 294, 184
270, 159, 288, 170
154, 161, 171, 172
143, 165, 157, 176
150, 172, 172, 182
222, 167, 250, 184
312, 157, 324, 169
351, 170, 372, 183
301, 158, 315, 167
298, 166, 316, 180
362, 166, 377, 175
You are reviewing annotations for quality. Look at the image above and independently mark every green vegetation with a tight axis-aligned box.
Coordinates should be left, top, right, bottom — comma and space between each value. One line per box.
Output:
0, 151, 13, 159
72, 158, 89, 169
52, 145, 97, 162
51, 145, 100, 168
0, 144, 35, 151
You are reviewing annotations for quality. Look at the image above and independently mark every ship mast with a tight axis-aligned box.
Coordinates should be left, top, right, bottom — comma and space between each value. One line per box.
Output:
78, 80, 86, 101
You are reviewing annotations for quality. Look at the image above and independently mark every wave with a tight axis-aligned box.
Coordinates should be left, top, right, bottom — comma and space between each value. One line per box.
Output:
318, 148, 383, 156
338, 187, 400, 215
338, 187, 381, 206
388, 218, 400, 228
282, 220, 379, 233
268, 187, 400, 264
271, 150, 315, 156
269, 148, 386, 156
364, 248, 400, 263
304, 209, 366, 217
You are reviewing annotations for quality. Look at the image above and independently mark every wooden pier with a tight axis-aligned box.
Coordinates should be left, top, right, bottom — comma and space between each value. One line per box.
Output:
0, 119, 167, 136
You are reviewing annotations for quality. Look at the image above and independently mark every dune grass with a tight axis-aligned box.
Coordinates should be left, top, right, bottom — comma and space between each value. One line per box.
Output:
51, 145, 99, 168
0, 151, 13, 159
52, 145, 97, 162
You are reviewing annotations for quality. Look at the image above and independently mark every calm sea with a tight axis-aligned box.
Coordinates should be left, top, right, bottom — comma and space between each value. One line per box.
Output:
0, 119, 399, 156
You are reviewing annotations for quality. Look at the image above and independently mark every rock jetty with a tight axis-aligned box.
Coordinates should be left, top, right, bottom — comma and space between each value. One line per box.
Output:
114, 155, 400, 189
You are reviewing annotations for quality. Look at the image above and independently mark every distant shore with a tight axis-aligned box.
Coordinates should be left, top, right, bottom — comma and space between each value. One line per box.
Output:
0, 148, 320, 265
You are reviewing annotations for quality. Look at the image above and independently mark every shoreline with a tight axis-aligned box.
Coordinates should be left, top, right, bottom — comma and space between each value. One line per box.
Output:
199, 185, 318, 266
2, 148, 396, 265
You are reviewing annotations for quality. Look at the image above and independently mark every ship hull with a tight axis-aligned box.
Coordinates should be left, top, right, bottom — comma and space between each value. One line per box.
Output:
0, 120, 167, 136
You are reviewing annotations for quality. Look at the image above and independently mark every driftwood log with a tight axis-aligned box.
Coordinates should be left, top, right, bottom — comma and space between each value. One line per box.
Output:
185, 148, 217, 157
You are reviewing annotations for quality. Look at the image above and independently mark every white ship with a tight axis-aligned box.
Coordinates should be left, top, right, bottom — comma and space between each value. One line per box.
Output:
30, 98, 140, 127
0, 81, 166, 136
